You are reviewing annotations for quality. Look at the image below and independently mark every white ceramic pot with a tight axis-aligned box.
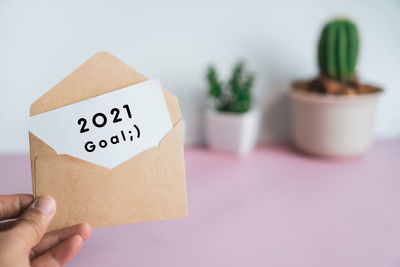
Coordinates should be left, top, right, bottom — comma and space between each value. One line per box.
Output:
205, 109, 260, 155
289, 89, 381, 157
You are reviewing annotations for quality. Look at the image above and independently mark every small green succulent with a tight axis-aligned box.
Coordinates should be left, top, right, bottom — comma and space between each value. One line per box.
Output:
206, 61, 254, 113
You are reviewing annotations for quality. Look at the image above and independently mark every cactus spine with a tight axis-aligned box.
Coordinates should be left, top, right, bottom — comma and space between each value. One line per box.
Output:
318, 18, 359, 83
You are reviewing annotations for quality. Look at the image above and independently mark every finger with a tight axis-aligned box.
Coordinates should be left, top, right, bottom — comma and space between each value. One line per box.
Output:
8, 196, 56, 250
31, 234, 83, 267
30, 223, 91, 260
0, 194, 33, 220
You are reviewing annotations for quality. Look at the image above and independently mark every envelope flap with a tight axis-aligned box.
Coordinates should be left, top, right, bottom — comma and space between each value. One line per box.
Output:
30, 52, 181, 124
34, 120, 186, 230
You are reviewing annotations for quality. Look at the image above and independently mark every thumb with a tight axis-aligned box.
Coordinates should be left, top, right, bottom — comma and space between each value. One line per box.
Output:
9, 196, 56, 249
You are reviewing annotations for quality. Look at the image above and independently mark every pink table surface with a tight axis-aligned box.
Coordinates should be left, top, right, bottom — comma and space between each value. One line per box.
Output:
1, 140, 400, 267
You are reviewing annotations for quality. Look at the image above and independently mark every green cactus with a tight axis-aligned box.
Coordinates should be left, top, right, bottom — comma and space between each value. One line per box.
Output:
206, 61, 254, 113
318, 18, 359, 83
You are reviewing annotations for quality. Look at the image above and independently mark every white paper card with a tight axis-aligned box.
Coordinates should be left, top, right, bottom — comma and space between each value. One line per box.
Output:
30, 80, 172, 169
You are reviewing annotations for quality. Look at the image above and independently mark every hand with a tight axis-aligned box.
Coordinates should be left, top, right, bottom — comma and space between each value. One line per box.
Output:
0, 194, 91, 267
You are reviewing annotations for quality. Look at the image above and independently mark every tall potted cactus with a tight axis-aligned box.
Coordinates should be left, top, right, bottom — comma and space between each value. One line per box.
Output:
205, 61, 260, 155
290, 18, 382, 157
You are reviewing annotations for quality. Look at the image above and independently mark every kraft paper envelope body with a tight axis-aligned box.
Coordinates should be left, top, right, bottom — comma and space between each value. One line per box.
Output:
29, 52, 187, 231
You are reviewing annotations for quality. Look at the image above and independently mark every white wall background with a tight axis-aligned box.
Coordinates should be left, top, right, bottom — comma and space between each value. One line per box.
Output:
0, 0, 399, 153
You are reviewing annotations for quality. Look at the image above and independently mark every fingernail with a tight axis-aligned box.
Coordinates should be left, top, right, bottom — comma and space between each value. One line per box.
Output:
33, 196, 56, 216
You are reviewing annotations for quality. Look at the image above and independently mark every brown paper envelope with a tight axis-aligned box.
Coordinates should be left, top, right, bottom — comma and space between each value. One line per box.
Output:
29, 52, 187, 231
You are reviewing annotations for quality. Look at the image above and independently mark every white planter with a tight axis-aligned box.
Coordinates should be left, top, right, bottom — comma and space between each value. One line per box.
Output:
205, 109, 260, 155
289, 89, 381, 157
